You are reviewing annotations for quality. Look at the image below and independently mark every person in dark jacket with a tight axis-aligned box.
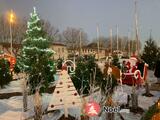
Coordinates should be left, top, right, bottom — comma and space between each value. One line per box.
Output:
154, 60, 160, 83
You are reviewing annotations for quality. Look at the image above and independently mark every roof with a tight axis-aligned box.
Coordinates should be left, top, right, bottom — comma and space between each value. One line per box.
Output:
0, 42, 21, 48
82, 46, 106, 50
52, 42, 66, 46
0, 42, 66, 47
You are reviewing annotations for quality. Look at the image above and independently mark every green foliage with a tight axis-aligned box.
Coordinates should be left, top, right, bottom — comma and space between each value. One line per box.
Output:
158, 48, 160, 60
141, 37, 159, 70
141, 101, 160, 120
18, 8, 55, 94
71, 55, 103, 95
13, 62, 21, 74
0, 58, 12, 88
112, 55, 121, 69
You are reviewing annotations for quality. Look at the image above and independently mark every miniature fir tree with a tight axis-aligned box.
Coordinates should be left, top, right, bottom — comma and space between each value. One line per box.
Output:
112, 55, 121, 69
72, 56, 103, 94
18, 7, 55, 94
48, 70, 82, 118
0, 58, 12, 88
141, 36, 158, 70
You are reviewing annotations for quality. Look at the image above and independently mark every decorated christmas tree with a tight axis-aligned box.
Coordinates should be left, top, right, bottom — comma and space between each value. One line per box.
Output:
18, 7, 55, 94
48, 70, 82, 118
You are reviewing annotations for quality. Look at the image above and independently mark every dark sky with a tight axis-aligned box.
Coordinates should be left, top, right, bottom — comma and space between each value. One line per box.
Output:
1, 0, 160, 45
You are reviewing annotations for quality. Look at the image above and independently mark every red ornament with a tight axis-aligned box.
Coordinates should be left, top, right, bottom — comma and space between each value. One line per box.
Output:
62, 64, 67, 70
57, 91, 60, 94
51, 105, 54, 108
74, 93, 77, 96
84, 101, 100, 117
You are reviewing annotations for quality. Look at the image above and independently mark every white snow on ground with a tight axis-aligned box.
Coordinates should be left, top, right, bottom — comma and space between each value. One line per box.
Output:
0, 80, 23, 93
147, 70, 157, 84
0, 96, 23, 120
0, 70, 159, 120
0, 111, 24, 120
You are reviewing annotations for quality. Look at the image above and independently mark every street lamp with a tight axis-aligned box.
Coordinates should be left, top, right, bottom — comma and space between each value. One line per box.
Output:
9, 10, 15, 56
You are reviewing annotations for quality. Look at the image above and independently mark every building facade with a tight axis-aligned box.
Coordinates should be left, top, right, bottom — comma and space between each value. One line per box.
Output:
68, 47, 106, 60
50, 43, 68, 60
0, 42, 68, 60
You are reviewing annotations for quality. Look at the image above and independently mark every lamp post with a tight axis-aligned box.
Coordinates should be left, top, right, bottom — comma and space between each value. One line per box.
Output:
9, 10, 15, 56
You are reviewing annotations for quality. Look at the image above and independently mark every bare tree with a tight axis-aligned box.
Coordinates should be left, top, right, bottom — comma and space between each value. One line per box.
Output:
63, 27, 88, 50
0, 15, 10, 43
40, 19, 59, 42
0, 15, 59, 44
0, 15, 27, 44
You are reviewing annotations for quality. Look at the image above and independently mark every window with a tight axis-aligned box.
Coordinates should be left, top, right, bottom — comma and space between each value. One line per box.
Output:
58, 48, 60, 53
62, 48, 64, 52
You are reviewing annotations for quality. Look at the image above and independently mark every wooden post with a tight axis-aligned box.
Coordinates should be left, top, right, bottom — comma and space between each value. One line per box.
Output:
22, 73, 28, 113
34, 90, 42, 120
131, 86, 138, 111
105, 96, 114, 120
126, 95, 130, 108
23, 78, 28, 112
145, 82, 150, 94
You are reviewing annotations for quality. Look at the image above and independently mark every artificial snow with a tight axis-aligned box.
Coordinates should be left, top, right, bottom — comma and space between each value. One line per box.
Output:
0, 80, 23, 94
0, 70, 159, 120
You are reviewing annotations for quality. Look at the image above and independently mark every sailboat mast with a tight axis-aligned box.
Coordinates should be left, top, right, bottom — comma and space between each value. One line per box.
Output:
128, 30, 131, 57
96, 24, 100, 61
135, 0, 140, 56
110, 28, 113, 55
116, 25, 119, 51
79, 29, 82, 56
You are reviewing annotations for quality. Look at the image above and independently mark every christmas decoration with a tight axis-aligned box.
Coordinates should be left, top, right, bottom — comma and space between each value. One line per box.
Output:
0, 53, 16, 71
48, 70, 82, 118
0, 58, 12, 88
151, 113, 160, 120
72, 56, 103, 94
17, 7, 55, 93
62, 60, 76, 74
84, 100, 100, 117
121, 57, 148, 86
